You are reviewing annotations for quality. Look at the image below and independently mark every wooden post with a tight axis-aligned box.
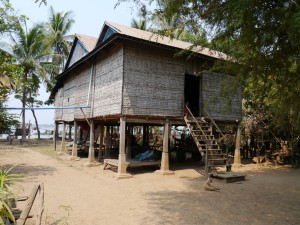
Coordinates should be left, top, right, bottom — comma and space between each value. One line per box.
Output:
61, 122, 66, 153
36, 184, 44, 225
233, 122, 242, 166
79, 125, 83, 141
53, 122, 57, 151
143, 125, 147, 146
104, 126, 111, 158
126, 126, 132, 160
88, 119, 95, 162
116, 117, 132, 179
68, 125, 72, 140
156, 119, 174, 175
71, 121, 79, 159
97, 123, 104, 161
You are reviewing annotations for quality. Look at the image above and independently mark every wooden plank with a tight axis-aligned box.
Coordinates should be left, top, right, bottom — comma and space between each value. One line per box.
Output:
103, 159, 161, 170
36, 184, 44, 225
17, 185, 39, 225
211, 172, 246, 183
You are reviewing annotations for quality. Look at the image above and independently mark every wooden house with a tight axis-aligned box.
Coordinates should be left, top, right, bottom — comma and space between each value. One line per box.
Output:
50, 21, 242, 178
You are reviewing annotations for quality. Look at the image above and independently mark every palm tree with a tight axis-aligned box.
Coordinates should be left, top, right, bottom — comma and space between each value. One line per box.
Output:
150, 0, 208, 44
4, 22, 50, 141
46, 6, 74, 73
131, 18, 148, 31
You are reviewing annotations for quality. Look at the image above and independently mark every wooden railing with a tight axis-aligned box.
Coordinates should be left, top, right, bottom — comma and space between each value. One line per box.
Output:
203, 108, 225, 142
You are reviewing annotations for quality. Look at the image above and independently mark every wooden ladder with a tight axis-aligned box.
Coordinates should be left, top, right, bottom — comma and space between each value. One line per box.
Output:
184, 105, 229, 177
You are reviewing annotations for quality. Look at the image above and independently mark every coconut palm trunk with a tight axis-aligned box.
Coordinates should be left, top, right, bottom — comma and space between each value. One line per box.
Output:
21, 73, 27, 143
31, 109, 40, 139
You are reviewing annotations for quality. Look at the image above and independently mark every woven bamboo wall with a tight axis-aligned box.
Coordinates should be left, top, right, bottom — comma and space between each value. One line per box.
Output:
92, 46, 123, 117
73, 66, 91, 119
54, 40, 242, 122
54, 65, 91, 121
202, 71, 242, 121
54, 89, 63, 120
122, 42, 185, 116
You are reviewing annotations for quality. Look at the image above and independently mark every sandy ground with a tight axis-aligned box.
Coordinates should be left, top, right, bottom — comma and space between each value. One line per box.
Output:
1, 141, 300, 225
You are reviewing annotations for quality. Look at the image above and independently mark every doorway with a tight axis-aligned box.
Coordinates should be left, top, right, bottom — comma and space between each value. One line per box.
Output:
184, 74, 200, 117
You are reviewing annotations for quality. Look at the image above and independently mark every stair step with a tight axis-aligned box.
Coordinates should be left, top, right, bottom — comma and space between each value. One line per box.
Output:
208, 164, 226, 168
186, 119, 208, 123
207, 154, 225, 156
194, 134, 214, 138
191, 126, 211, 132
208, 158, 228, 161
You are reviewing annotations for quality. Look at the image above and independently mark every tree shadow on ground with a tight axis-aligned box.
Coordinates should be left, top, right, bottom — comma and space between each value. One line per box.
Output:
2, 163, 57, 177
140, 169, 300, 225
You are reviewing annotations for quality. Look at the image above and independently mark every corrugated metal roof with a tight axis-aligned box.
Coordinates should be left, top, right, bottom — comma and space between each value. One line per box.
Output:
75, 34, 97, 52
105, 21, 229, 60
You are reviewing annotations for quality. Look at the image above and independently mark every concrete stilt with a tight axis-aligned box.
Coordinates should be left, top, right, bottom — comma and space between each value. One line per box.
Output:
88, 119, 95, 162
70, 121, 80, 160
53, 122, 57, 151
233, 122, 242, 167
156, 119, 174, 175
58, 122, 66, 155
115, 117, 132, 179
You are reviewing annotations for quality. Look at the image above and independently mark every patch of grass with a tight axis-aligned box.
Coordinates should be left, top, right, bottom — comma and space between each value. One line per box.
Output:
26, 144, 58, 158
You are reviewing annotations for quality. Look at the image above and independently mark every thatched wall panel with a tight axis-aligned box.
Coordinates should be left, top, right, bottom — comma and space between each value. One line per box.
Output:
54, 90, 63, 120
92, 47, 123, 117
202, 71, 242, 121
123, 43, 185, 116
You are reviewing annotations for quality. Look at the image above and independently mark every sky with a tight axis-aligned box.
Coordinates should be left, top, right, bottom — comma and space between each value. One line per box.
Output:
6, 0, 137, 125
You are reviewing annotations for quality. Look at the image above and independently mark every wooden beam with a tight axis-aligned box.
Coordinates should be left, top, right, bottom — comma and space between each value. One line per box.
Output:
36, 184, 44, 225
80, 108, 91, 127
17, 185, 40, 225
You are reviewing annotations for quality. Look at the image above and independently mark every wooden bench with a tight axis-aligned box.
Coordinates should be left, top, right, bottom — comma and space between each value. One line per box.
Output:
103, 159, 161, 171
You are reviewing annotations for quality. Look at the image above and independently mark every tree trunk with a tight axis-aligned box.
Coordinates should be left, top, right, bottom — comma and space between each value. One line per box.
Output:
31, 109, 40, 140
21, 73, 27, 143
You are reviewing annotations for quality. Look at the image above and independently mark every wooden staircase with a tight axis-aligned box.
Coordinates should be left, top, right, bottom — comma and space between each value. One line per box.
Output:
184, 105, 229, 176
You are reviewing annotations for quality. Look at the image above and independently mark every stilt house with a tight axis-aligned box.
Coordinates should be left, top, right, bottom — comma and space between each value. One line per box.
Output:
50, 21, 242, 178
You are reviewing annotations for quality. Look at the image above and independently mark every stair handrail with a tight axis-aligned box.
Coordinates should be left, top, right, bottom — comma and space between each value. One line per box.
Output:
184, 105, 210, 144
203, 108, 225, 142
184, 104, 210, 178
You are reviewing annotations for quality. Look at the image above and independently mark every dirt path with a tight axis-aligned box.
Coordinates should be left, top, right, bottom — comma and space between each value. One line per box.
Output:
1, 144, 300, 225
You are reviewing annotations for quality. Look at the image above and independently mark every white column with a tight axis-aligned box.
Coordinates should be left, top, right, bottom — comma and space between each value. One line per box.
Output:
88, 119, 95, 162
156, 119, 174, 175
61, 122, 66, 153
116, 117, 132, 179
233, 122, 242, 166
71, 121, 79, 159
53, 122, 57, 151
